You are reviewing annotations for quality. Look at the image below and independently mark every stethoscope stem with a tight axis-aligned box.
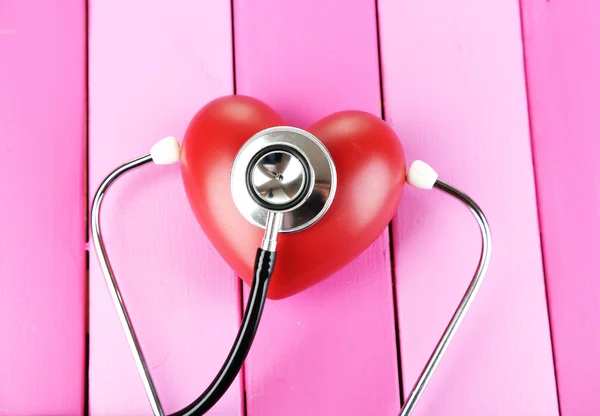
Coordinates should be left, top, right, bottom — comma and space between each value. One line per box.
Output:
399, 179, 492, 416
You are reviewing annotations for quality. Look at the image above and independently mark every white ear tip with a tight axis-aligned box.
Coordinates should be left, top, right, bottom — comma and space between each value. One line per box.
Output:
407, 160, 438, 189
151, 136, 181, 165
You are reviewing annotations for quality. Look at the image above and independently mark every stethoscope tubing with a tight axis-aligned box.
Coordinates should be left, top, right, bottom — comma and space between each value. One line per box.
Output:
91, 155, 491, 416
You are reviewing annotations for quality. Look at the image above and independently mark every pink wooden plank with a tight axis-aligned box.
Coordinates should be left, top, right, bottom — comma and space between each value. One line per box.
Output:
88, 1, 241, 414
234, 1, 401, 415
520, 1, 600, 414
378, 0, 560, 414
0, 1, 85, 414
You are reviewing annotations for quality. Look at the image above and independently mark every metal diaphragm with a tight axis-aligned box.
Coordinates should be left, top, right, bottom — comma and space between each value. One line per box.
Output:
230, 126, 337, 233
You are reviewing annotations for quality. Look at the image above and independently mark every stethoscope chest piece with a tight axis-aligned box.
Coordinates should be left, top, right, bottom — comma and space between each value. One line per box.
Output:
230, 126, 337, 232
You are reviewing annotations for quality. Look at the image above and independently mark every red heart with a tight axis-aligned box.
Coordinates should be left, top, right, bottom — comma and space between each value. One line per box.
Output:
180, 95, 406, 299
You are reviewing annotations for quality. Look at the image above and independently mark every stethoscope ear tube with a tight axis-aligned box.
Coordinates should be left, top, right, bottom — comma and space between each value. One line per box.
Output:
91, 153, 164, 415
92, 153, 277, 416
398, 172, 492, 416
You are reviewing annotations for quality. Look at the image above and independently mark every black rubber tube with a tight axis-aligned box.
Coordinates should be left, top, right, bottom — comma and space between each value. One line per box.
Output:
171, 248, 276, 416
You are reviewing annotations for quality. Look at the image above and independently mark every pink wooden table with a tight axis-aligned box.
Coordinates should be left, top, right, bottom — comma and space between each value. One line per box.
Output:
1, 0, 598, 415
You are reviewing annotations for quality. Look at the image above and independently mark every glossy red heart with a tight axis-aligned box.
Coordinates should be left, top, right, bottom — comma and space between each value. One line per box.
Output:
180, 95, 406, 299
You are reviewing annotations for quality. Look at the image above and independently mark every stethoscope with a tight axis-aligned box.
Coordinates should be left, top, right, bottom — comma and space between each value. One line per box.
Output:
91, 100, 491, 416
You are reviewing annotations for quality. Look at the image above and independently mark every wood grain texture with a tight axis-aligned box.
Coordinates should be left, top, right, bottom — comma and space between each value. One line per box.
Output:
0, 2, 86, 415
87, 1, 242, 414
0, 1, 85, 414
377, 0, 560, 414
521, 1, 600, 414
234, 0, 401, 414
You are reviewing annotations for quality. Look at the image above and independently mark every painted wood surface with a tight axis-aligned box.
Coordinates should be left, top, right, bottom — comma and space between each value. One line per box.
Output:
87, 1, 242, 414
0, 0, 86, 414
377, 0, 561, 414
7, 0, 600, 413
521, 1, 600, 414
234, 0, 401, 414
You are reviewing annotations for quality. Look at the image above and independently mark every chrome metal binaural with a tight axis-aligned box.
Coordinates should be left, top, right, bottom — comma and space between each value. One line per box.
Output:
231, 126, 337, 233
91, 154, 165, 416
399, 179, 492, 416
251, 150, 307, 206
